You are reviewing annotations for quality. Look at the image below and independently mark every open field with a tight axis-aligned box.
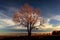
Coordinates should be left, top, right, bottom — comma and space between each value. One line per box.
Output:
0, 32, 52, 36
0, 32, 60, 40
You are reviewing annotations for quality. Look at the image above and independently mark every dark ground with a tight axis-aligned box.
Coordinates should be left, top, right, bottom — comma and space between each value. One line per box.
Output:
0, 36, 60, 40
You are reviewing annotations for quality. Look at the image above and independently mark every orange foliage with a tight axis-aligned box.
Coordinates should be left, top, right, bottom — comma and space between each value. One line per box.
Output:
13, 4, 42, 26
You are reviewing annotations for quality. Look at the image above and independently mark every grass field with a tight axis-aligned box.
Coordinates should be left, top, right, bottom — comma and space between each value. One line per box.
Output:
0, 32, 60, 40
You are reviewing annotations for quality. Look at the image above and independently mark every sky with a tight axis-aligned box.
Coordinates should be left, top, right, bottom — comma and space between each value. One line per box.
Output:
0, 0, 60, 32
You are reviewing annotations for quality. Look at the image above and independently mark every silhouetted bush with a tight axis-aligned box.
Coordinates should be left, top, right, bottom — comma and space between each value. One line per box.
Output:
52, 30, 60, 35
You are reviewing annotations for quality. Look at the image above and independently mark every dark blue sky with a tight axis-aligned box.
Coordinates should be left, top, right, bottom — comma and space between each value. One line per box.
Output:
0, 0, 60, 26
0, 0, 60, 16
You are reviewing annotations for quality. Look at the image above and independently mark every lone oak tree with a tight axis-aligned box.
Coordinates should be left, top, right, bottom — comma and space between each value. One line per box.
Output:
13, 4, 44, 37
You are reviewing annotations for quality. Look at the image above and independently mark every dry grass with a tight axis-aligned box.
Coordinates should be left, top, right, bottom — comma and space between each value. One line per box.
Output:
0, 32, 60, 40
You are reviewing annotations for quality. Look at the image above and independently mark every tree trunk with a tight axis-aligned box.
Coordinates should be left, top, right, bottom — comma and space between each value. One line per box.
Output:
27, 22, 31, 37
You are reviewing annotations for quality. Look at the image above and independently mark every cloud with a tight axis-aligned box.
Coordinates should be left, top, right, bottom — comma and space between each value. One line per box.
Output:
13, 25, 27, 29
47, 14, 60, 21
36, 14, 60, 31
0, 18, 27, 29
41, 14, 60, 29
8, 7, 18, 12
2, 19, 15, 25
53, 25, 60, 30
0, 25, 5, 28
51, 15, 60, 21
0, 6, 19, 19
36, 16, 60, 31
0, 17, 52, 30
38, 22, 60, 31
0, 10, 10, 19
0, 19, 15, 28
0, 16, 60, 31
6, 6, 19, 13
0, 8, 60, 31
0, 7, 26, 29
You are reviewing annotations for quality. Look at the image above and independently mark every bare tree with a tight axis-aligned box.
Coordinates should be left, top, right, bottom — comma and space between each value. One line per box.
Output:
13, 4, 44, 37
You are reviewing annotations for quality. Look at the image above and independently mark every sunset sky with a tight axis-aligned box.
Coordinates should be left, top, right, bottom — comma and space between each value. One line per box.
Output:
0, 0, 60, 32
